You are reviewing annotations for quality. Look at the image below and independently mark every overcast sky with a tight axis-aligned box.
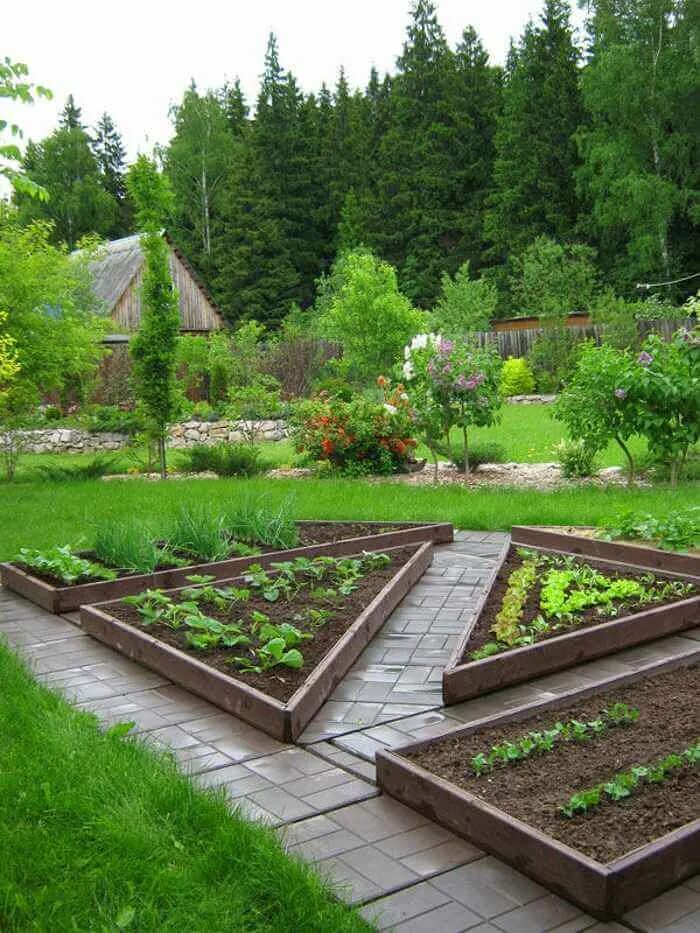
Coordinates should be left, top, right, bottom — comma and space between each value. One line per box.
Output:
4, 0, 585, 163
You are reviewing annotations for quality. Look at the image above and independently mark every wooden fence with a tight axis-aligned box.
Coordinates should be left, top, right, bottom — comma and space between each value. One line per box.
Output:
473, 317, 694, 359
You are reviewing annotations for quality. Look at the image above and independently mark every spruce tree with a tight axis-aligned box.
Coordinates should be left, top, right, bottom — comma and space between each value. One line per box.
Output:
59, 94, 83, 130
484, 0, 584, 262
92, 112, 131, 236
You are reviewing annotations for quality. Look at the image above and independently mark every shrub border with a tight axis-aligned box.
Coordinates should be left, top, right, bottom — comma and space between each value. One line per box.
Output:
377, 651, 700, 919
79, 542, 433, 742
442, 539, 699, 704
0, 521, 452, 614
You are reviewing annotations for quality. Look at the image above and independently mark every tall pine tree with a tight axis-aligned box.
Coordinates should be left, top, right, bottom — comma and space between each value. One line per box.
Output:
484, 0, 584, 261
92, 112, 131, 237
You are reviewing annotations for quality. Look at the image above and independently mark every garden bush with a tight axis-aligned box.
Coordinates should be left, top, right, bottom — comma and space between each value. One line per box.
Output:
554, 439, 599, 478
527, 326, 582, 392
499, 357, 535, 396
290, 390, 416, 476
441, 440, 506, 472
178, 443, 266, 477
37, 453, 118, 481
81, 404, 143, 435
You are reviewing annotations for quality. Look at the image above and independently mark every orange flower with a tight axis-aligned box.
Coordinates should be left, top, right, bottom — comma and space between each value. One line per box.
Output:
321, 438, 334, 455
377, 375, 388, 388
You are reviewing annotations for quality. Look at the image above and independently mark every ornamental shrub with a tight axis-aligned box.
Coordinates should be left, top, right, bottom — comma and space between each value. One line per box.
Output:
403, 335, 503, 475
554, 439, 598, 478
290, 387, 416, 476
499, 357, 535, 397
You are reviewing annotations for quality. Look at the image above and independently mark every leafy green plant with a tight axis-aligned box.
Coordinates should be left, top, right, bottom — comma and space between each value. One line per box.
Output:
167, 505, 232, 562
222, 498, 299, 549
178, 443, 267, 478
468, 704, 639, 776
554, 439, 598, 478
559, 741, 699, 818
37, 453, 118, 482
597, 507, 699, 553
17, 545, 118, 584
93, 519, 170, 573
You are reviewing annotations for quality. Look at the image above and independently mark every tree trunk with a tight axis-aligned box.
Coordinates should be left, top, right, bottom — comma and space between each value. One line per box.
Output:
614, 435, 635, 486
462, 426, 470, 474
158, 434, 167, 480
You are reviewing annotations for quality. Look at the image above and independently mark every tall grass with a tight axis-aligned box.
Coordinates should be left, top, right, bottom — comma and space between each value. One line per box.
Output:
166, 505, 233, 562
222, 495, 299, 549
0, 642, 370, 931
93, 518, 162, 572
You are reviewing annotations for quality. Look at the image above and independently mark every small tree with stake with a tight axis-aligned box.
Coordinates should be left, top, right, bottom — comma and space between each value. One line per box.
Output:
127, 155, 180, 479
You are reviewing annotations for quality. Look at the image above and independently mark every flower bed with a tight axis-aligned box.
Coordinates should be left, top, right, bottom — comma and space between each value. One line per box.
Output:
511, 525, 700, 578
80, 543, 432, 741
442, 542, 698, 703
377, 658, 700, 918
0, 520, 452, 614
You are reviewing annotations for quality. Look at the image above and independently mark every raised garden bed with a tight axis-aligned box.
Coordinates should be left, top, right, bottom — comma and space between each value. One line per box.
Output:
512, 525, 700, 579
0, 520, 452, 614
377, 657, 700, 918
443, 542, 699, 704
80, 542, 432, 741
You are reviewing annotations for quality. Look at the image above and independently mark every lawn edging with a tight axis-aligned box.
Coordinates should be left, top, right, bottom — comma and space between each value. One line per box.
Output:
378, 651, 700, 919
0, 520, 452, 614
442, 541, 699, 704
80, 542, 433, 741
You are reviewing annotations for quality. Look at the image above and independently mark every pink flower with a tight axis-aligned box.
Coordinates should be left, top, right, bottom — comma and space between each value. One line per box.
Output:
439, 339, 454, 354
638, 351, 653, 366
614, 388, 627, 400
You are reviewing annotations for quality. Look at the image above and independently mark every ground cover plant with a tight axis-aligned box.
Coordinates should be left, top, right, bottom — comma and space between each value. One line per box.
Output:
0, 640, 370, 931
467, 547, 696, 662
111, 549, 405, 701
15, 545, 118, 585
404, 664, 699, 864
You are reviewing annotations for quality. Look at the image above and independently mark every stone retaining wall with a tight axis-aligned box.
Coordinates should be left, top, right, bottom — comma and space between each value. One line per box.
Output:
15, 420, 289, 454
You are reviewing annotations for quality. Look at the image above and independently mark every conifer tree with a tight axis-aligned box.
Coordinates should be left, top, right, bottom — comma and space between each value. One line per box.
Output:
59, 94, 83, 130
92, 112, 131, 236
485, 0, 584, 261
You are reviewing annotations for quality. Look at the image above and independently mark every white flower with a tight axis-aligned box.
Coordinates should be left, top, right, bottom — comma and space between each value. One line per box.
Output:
402, 360, 415, 380
383, 403, 397, 415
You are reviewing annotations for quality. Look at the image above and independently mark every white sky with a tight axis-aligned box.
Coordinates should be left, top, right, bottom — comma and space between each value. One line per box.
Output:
4, 0, 585, 163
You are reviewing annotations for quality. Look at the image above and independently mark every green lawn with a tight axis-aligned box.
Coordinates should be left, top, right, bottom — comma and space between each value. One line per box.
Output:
0, 641, 370, 931
1, 473, 698, 561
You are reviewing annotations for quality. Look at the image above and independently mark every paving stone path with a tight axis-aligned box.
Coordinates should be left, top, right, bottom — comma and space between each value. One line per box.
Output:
1, 531, 698, 933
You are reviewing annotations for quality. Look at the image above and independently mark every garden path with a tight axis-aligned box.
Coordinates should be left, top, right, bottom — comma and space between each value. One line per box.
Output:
1, 531, 698, 933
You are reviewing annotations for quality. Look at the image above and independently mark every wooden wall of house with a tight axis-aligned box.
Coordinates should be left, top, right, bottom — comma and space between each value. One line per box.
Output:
110, 248, 222, 332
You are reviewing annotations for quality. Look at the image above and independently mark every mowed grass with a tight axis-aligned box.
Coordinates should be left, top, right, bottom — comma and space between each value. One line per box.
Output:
1, 474, 698, 560
0, 641, 370, 932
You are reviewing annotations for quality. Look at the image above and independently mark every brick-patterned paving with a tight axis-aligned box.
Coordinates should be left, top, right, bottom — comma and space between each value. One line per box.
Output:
1, 531, 698, 932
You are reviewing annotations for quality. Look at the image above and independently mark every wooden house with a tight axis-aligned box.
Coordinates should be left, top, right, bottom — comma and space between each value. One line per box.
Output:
86, 232, 224, 333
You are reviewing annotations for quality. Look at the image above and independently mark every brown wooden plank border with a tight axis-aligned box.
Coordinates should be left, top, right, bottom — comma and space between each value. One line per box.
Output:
378, 650, 700, 918
511, 525, 700, 580
443, 542, 699, 704
79, 542, 433, 741
0, 520, 452, 614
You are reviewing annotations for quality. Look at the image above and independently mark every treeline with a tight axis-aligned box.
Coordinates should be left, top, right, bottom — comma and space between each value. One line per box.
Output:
15, 0, 699, 325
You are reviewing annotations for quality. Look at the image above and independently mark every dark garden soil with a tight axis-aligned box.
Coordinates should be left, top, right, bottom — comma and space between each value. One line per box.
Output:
462, 546, 698, 660
108, 545, 418, 703
406, 664, 699, 864
14, 522, 407, 587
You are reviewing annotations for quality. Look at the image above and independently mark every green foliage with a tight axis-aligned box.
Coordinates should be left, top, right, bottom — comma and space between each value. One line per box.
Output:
291, 389, 417, 476
16, 545, 118, 584
1, 56, 52, 199
81, 404, 143, 435
555, 439, 599, 478
559, 742, 700, 818
318, 249, 425, 386
633, 330, 699, 485
432, 262, 497, 336
499, 357, 535, 397
485, 1, 583, 259
597, 507, 699, 553
93, 519, 169, 573
167, 505, 235, 562
469, 704, 639, 776
0, 214, 107, 421
221, 498, 298, 549
510, 236, 599, 321
178, 443, 266, 478
554, 342, 642, 483
226, 378, 283, 444
127, 157, 180, 478
440, 439, 505, 472
527, 326, 582, 392
37, 453, 117, 481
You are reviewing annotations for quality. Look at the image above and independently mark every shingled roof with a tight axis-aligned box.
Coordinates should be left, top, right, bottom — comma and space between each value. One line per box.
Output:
87, 234, 145, 314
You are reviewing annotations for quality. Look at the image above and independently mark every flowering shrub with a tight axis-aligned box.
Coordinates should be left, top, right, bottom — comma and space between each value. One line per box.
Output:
402, 334, 503, 476
290, 384, 416, 476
